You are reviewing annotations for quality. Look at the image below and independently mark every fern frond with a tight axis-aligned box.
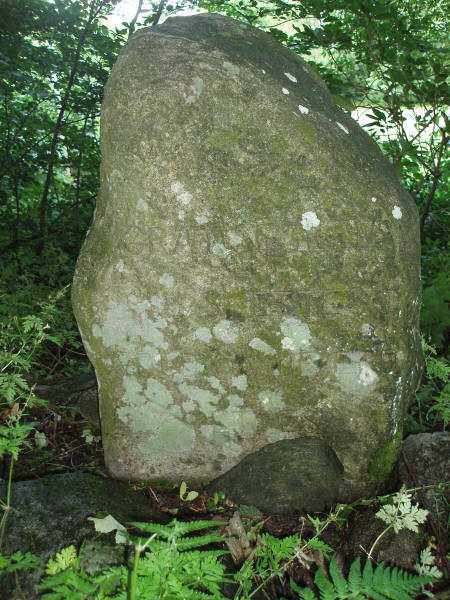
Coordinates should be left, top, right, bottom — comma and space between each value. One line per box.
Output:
347, 556, 363, 594
315, 568, 337, 600
129, 519, 223, 538
292, 558, 435, 600
328, 557, 348, 597
176, 535, 226, 551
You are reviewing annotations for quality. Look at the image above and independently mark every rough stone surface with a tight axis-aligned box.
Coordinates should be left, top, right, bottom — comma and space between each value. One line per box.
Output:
0, 472, 168, 599
343, 507, 421, 570
71, 13, 422, 504
206, 437, 344, 514
397, 432, 450, 531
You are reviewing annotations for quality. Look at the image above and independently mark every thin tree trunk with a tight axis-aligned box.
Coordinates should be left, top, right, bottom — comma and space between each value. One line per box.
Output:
73, 109, 92, 242
152, 0, 168, 27
419, 130, 447, 240
37, 0, 110, 255
128, 0, 144, 39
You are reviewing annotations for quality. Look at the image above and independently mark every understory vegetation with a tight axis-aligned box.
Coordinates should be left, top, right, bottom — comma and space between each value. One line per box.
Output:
0, 0, 448, 598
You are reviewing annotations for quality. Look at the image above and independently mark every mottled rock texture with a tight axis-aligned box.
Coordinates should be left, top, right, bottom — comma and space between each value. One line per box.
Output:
206, 437, 344, 515
72, 13, 422, 506
397, 433, 450, 531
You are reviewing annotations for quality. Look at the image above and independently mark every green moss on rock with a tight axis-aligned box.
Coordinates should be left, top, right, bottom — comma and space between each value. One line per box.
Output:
368, 430, 403, 482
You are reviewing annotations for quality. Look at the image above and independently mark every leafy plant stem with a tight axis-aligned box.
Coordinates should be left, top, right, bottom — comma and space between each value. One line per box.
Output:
128, 545, 141, 600
367, 523, 392, 562
0, 456, 14, 549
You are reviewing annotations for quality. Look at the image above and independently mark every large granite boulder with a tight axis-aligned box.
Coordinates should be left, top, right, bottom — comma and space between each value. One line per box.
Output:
72, 13, 422, 507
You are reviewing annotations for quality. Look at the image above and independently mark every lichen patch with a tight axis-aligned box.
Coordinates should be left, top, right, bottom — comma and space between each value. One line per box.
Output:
159, 273, 174, 288
212, 243, 230, 258
136, 198, 148, 212
171, 181, 193, 206
249, 337, 277, 356
213, 320, 238, 344
392, 206, 402, 219
194, 327, 212, 344
301, 211, 320, 230
232, 374, 248, 391
258, 389, 285, 412
280, 317, 312, 352
223, 61, 240, 76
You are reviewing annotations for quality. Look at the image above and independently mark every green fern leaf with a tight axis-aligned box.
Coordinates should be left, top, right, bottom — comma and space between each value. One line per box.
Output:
129, 519, 223, 538
289, 578, 316, 600
348, 556, 363, 594
362, 558, 374, 589
314, 567, 337, 600
328, 556, 348, 597
176, 535, 226, 551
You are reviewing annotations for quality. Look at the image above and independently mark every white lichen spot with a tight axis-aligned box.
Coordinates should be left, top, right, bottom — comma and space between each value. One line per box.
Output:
159, 273, 174, 289
178, 383, 220, 417
136, 198, 148, 212
281, 337, 296, 351
284, 72, 297, 82
178, 210, 185, 220
301, 211, 320, 230
228, 231, 242, 246
115, 260, 125, 272
223, 61, 240, 76
176, 362, 205, 382
151, 295, 163, 310
194, 327, 212, 344
213, 320, 238, 344
195, 215, 209, 225
266, 428, 284, 443
359, 364, 378, 386
262, 69, 266, 74
280, 316, 312, 352
212, 243, 230, 258
232, 374, 248, 391
282, 87, 290, 95
258, 390, 285, 412
144, 378, 174, 409
336, 361, 378, 396
182, 399, 195, 413
138, 345, 161, 369
185, 76, 204, 104
371, 197, 377, 203
361, 323, 374, 337
205, 376, 226, 395
347, 351, 364, 363
300, 360, 319, 376
249, 337, 276, 356
392, 205, 403, 219
336, 121, 349, 134
298, 104, 309, 114
171, 181, 193, 206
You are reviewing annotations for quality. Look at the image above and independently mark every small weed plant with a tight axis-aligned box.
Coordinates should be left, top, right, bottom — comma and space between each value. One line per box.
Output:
0, 290, 71, 548
409, 338, 450, 432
